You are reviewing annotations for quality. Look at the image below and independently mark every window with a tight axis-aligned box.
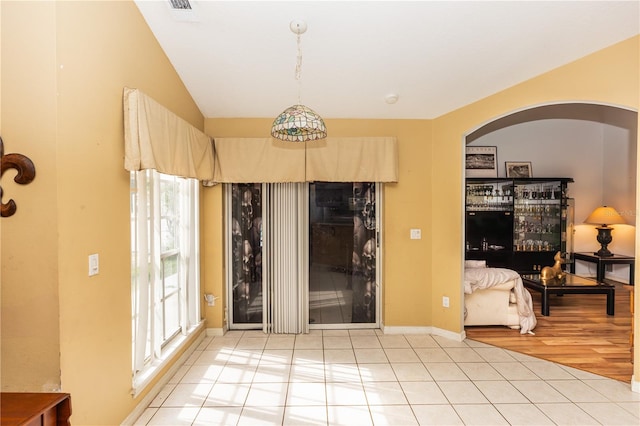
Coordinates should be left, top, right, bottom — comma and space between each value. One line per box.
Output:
130, 170, 201, 393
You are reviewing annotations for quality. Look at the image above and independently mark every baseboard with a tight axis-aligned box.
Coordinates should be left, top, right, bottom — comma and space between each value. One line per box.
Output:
206, 327, 225, 336
382, 325, 432, 335
430, 326, 466, 342
382, 325, 466, 342
632, 375, 640, 394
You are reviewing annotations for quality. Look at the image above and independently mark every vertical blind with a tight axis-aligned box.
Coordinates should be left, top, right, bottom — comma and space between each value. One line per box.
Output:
263, 183, 309, 334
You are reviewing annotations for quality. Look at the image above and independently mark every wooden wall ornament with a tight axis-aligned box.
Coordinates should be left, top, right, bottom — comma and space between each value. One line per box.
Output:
1, 137, 36, 217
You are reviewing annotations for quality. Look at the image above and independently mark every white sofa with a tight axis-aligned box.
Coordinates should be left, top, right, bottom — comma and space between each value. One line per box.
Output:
463, 261, 538, 333
464, 278, 520, 329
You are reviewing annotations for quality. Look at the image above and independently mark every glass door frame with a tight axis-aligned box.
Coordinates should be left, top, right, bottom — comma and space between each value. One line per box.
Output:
308, 183, 382, 330
224, 183, 383, 331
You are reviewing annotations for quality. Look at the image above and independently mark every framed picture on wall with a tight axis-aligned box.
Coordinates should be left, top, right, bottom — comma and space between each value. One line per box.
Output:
505, 161, 533, 178
465, 146, 498, 177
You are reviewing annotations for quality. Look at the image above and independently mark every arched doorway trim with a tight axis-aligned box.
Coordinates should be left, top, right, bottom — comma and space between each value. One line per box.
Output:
464, 101, 638, 144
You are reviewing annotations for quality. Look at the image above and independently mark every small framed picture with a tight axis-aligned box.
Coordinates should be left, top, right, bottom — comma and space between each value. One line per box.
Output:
505, 161, 532, 178
465, 146, 497, 177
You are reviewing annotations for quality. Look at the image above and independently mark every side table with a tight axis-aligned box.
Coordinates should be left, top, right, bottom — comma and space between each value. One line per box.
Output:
0, 392, 71, 426
570, 252, 635, 285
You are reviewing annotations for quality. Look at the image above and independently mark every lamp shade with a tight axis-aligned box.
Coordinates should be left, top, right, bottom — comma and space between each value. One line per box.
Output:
271, 104, 327, 142
584, 206, 626, 226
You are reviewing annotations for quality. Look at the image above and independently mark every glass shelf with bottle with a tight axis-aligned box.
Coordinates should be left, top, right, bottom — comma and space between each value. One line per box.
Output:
513, 201, 561, 217
513, 181, 563, 201
512, 182, 564, 252
465, 182, 513, 211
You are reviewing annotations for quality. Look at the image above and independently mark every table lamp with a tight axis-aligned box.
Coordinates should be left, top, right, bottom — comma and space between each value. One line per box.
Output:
584, 206, 626, 257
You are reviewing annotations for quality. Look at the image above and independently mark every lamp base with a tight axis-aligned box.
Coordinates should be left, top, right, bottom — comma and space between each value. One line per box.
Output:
594, 226, 614, 257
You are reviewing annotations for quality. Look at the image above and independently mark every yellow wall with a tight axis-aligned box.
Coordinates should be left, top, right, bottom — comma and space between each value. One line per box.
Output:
1, 1, 638, 424
2, 1, 204, 424
203, 119, 433, 330
1, 0, 60, 392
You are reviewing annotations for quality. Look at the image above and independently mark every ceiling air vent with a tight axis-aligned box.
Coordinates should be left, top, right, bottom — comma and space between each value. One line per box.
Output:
166, 0, 199, 22
169, 0, 192, 10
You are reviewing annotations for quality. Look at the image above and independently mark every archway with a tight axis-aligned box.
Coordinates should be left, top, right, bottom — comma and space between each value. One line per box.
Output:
463, 102, 638, 381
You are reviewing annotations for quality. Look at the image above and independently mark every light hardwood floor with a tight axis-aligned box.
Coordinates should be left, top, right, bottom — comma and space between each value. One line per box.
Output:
465, 280, 634, 383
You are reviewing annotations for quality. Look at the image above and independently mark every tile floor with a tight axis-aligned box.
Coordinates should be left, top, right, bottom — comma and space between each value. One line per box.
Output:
132, 330, 640, 425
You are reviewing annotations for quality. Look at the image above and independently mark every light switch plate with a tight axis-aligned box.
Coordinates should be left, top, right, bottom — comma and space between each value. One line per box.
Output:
410, 229, 422, 239
89, 253, 99, 276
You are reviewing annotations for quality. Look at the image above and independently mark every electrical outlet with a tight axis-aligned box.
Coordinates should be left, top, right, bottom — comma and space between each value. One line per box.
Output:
442, 296, 449, 308
410, 229, 422, 239
204, 294, 217, 306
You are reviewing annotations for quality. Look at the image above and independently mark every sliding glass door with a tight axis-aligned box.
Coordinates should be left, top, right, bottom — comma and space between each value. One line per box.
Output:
227, 182, 380, 330
309, 182, 378, 328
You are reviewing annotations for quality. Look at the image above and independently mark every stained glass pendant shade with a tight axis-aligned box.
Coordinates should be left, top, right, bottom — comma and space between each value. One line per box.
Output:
271, 20, 327, 142
271, 104, 327, 142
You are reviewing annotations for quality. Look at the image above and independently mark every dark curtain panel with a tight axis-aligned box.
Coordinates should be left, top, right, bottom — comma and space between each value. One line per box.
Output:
351, 183, 376, 323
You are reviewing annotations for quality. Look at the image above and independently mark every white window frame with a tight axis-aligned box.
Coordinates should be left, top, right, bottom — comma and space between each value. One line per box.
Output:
130, 170, 202, 395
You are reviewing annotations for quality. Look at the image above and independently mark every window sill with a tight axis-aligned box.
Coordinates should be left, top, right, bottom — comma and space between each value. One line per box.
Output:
131, 321, 205, 398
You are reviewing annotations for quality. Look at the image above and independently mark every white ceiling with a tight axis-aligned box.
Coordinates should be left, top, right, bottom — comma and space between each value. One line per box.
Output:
134, 1, 639, 120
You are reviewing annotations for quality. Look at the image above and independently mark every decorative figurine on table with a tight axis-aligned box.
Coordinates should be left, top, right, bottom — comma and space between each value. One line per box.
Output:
540, 251, 566, 284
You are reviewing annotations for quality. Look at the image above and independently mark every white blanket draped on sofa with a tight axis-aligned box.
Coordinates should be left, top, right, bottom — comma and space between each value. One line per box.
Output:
464, 267, 537, 334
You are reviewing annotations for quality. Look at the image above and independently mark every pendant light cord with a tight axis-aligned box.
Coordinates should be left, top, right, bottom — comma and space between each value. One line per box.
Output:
295, 33, 302, 105
295, 32, 307, 178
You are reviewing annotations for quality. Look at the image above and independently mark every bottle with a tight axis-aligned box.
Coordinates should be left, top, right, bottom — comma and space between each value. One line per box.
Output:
481, 237, 488, 251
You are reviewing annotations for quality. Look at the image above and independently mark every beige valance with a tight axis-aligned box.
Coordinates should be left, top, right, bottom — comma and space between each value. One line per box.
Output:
213, 138, 307, 183
306, 137, 398, 182
213, 137, 398, 183
123, 87, 214, 181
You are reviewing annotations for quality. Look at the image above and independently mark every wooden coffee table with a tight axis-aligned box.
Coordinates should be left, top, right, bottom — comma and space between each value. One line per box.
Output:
521, 273, 615, 316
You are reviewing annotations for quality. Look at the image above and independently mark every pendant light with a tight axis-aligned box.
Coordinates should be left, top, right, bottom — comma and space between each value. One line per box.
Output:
271, 20, 327, 142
